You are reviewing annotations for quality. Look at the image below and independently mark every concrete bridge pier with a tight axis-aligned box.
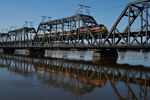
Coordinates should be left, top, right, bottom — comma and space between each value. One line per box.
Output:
93, 49, 118, 63
0, 48, 15, 54
29, 48, 45, 57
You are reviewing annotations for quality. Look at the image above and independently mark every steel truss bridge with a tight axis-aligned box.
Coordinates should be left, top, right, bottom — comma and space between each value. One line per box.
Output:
0, 0, 150, 50
0, 53, 150, 100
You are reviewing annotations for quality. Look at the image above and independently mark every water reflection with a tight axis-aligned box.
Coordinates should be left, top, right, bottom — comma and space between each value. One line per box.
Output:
0, 53, 150, 100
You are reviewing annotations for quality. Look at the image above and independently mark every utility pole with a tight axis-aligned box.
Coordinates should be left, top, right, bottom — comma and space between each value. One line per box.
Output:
24, 21, 28, 27
41, 16, 52, 22
29, 22, 33, 28
75, 4, 91, 15
41, 16, 47, 23
48, 17, 52, 21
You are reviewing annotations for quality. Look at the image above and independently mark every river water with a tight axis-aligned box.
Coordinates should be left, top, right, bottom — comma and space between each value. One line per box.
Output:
0, 50, 150, 100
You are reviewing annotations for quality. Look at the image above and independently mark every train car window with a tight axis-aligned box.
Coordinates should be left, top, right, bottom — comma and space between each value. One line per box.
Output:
98, 24, 104, 27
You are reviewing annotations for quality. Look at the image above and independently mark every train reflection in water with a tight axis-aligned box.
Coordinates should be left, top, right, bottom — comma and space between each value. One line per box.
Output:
0, 53, 150, 100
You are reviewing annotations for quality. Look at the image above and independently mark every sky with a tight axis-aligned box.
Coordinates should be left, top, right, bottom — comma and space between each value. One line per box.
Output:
0, 0, 137, 32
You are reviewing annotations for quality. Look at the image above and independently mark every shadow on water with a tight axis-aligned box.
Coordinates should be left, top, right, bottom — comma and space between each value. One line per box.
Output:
0, 53, 150, 100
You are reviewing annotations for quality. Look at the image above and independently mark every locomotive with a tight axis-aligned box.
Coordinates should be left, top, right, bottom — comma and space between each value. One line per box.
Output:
34, 24, 107, 41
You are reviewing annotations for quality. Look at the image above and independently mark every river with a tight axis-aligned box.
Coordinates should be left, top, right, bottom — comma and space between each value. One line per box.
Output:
0, 50, 150, 100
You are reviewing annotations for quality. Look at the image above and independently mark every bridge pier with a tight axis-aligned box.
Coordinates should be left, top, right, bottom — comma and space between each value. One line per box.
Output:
0, 48, 15, 54
93, 49, 118, 63
29, 49, 45, 57
142, 49, 150, 52
93, 49, 118, 57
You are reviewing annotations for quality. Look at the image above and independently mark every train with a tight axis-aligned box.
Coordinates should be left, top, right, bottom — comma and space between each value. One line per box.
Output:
34, 24, 107, 41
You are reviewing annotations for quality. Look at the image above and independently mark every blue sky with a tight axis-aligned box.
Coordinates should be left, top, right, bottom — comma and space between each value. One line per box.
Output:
0, 0, 136, 32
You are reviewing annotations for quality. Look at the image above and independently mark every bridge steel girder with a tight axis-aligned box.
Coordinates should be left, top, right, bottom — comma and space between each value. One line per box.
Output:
0, 1, 150, 50
103, 0, 150, 46
36, 14, 98, 46
0, 33, 8, 46
2, 27, 37, 47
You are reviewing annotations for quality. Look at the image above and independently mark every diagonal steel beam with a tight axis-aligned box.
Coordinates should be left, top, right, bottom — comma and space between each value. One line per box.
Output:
116, 28, 128, 44
78, 15, 99, 45
123, 6, 141, 33
103, 4, 129, 44
132, 7, 150, 27
131, 24, 146, 44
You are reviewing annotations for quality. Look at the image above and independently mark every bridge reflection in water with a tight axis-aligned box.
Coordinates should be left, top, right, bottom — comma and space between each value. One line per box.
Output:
0, 53, 150, 100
